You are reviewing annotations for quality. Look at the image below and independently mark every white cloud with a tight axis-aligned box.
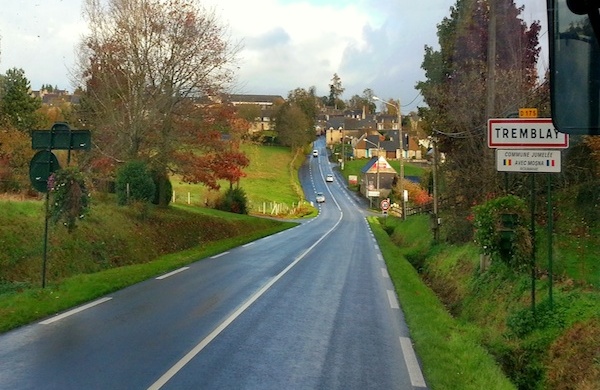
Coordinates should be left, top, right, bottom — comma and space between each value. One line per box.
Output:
0, 0, 86, 90
0, 0, 549, 113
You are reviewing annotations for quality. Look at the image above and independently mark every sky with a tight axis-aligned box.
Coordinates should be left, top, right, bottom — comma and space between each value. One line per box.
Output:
0, 0, 548, 114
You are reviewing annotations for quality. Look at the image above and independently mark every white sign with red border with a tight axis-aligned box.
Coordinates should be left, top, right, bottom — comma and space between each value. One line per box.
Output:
380, 198, 390, 211
488, 118, 569, 149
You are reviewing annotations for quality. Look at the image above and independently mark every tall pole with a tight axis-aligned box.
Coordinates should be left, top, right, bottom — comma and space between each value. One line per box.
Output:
398, 99, 405, 220
341, 129, 345, 170
432, 135, 439, 241
376, 140, 380, 191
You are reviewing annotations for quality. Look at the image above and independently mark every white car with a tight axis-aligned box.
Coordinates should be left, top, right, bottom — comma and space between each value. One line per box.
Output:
326, 174, 334, 182
312, 149, 319, 157
315, 192, 325, 203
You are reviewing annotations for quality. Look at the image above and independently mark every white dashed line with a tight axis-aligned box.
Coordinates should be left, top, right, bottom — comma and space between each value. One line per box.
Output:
211, 252, 229, 259
381, 268, 390, 279
39, 297, 113, 325
387, 290, 399, 309
399, 336, 427, 387
156, 267, 190, 280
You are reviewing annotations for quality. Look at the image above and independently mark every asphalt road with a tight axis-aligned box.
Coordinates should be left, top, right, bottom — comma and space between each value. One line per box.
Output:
0, 137, 428, 389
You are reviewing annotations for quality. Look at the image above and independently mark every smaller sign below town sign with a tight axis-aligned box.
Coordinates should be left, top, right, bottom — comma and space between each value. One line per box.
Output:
488, 118, 569, 149
496, 149, 562, 173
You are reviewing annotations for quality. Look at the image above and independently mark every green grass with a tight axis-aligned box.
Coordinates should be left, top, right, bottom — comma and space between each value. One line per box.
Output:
0, 229, 292, 333
377, 211, 600, 389
368, 216, 516, 390
171, 143, 309, 215
0, 197, 297, 333
0, 143, 308, 333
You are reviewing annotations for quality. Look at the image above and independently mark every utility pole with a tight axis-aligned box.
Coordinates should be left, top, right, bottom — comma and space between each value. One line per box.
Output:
487, 0, 496, 119
431, 134, 440, 242
398, 98, 405, 220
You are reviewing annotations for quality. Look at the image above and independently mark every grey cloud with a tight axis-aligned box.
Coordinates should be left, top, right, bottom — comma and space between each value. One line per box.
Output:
245, 27, 291, 50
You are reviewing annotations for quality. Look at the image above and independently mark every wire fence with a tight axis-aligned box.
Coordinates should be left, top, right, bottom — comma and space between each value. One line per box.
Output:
169, 191, 311, 217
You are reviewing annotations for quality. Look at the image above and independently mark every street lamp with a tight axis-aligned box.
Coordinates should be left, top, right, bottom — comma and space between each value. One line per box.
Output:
373, 96, 405, 220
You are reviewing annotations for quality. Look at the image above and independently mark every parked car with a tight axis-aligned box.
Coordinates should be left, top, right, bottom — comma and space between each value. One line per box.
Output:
312, 149, 319, 157
326, 174, 334, 182
315, 192, 325, 203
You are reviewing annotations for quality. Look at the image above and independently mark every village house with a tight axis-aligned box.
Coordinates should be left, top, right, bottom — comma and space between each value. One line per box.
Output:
222, 94, 285, 133
359, 155, 397, 199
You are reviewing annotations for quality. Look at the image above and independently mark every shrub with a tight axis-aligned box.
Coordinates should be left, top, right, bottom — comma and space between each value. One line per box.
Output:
48, 167, 91, 232
151, 170, 173, 206
215, 187, 249, 214
506, 298, 567, 338
473, 195, 531, 271
440, 209, 474, 244
115, 161, 155, 206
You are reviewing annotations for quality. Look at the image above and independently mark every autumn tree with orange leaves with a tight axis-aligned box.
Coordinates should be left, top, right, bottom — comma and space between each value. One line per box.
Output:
75, 0, 242, 206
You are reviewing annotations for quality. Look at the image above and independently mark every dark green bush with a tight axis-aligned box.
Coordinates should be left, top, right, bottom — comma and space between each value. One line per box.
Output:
115, 161, 155, 205
473, 195, 531, 271
215, 187, 249, 214
151, 170, 173, 206
440, 209, 474, 244
507, 299, 567, 339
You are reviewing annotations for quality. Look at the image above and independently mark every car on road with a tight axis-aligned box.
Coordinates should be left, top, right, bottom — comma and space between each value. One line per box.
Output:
315, 192, 325, 203
312, 149, 319, 157
326, 174, 334, 182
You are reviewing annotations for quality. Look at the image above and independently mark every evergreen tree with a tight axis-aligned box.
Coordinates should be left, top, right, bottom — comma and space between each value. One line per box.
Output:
0, 68, 42, 131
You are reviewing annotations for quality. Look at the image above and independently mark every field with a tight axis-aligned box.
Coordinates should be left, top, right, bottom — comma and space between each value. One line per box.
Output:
170, 144, 307, 214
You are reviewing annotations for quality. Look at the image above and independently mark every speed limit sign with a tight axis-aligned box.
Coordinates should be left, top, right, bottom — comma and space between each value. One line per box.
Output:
380, 198, 390, 211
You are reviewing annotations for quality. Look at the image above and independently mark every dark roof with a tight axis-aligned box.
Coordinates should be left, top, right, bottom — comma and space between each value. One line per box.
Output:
325, 117, 345, 129
224, 94, 284, 104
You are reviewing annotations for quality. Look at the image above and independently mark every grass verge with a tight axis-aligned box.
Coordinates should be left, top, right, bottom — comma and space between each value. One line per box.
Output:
368, 216, 515, 390
0, 204, 296, 334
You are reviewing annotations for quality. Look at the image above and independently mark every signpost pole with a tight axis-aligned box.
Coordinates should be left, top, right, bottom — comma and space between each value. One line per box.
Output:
548, 174, 554, 308
530, 174, 536, 316
41, 129, 56, 288
42, 191, 50, 288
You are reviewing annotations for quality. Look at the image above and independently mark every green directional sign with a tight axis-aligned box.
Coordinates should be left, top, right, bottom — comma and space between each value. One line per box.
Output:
29, 150, 60, 193
31, 122, 91, 151
31, 129, 91, 150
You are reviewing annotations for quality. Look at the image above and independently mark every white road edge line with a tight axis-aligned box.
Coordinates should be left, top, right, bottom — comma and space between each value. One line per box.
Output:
387, 290, 400, 309
242, 242, 254, 248
148, 211, 345, 390
381, 268, 390, 279
399, 336, 427, 388
156, 267, 190, 280
39, 297, 113, 325
211, 252, 229, 259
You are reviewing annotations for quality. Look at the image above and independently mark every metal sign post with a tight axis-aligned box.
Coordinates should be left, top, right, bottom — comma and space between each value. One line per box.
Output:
29, 122, 91, 288
488, 115, 568, 312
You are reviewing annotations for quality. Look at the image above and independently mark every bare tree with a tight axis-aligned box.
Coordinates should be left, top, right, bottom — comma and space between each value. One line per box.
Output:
76, 0, 240, 205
